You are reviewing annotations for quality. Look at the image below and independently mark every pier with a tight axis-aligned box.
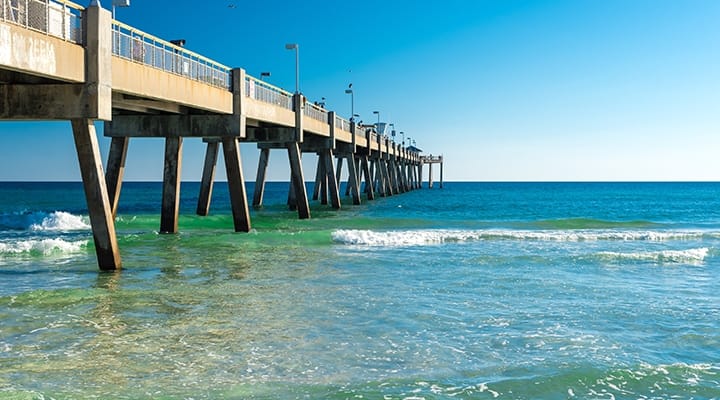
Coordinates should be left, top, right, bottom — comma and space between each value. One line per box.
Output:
0, 0, 440, 270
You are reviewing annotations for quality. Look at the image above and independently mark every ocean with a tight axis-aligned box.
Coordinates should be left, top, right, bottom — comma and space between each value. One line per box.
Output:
0, 181, 719, 399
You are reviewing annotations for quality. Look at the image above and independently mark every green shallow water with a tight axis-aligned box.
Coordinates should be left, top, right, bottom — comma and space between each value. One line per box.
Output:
2, 182, 720, 399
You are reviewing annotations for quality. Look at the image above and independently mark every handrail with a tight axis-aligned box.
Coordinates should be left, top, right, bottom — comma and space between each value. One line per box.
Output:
111, 19, 231, 89
1, 0, 83, 43
244, 75, 293, 110
334, 115, 350, 132
304, 101, 327, 123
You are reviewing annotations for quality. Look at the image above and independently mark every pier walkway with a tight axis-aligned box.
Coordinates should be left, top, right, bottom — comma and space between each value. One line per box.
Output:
0, 0, 442, 270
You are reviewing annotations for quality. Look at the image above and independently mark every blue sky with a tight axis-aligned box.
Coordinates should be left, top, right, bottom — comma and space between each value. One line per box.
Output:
1, 0, 719, 181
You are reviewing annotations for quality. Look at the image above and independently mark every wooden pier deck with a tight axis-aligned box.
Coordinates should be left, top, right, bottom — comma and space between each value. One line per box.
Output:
0, 0, 441, 270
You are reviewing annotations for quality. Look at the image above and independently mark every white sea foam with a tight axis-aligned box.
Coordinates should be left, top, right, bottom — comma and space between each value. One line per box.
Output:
331, 229, 707, 247
28, 211, 90, 231
0, 238, 88, 255
597, 248, 709, 264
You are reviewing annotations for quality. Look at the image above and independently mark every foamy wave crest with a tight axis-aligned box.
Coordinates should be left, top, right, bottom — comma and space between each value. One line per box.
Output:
597, 248, 709, 264
332, 229, 707, 246
29, 211, 90, 231
0, 238, 88, 255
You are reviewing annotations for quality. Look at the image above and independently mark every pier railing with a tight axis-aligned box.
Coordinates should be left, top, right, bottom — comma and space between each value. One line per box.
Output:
1, 0, 83, 43
304, 101, 328, 122
245, 75, 293, 110
335, 115, 350, 132
111, 20, 231, 89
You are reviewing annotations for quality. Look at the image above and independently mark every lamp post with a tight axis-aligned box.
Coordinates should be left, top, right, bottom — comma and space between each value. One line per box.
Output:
345, 89, 354, 121
260, 72, 271, 81
400, 131, 405, 146
285, 43, 299, 93
111, 0, 130, 20
373, 111, 380, 126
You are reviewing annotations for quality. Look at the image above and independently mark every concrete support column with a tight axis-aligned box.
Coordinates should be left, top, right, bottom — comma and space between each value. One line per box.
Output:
324, 150, 341, 209
360, 156, 374, 200
287, 142, 310, 219
418, 161, 422, 189
440, 161, 444, 189
429, 162, 434, 189
312, 155, 323, 202
346, 154, 361, 205
105, 135, 128, 217
196, 140, 219, 216
335, 157, 344, 187
222, 137, 251, 232
71, 119, 121, 270
253, 148, 270, 208
160, 137, 183, 234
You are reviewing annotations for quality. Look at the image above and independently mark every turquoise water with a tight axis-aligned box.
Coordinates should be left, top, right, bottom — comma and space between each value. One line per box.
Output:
1, 182, 720, 399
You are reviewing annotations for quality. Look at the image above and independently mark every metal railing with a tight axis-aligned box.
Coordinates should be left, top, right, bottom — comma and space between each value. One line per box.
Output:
244, 75, 293, 110
335, 115, 350, 132
304, 101, 327, 123
111, 20, 231, 90
1, 0, 83, 43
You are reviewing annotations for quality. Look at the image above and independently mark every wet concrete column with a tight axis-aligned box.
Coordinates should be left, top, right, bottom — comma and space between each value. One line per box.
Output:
324, 149, 341, 209
360, 156, 374, 200
160, 137, 183, 234
253, 148, 270, 208
105, 135, 128, 217
287, 142, 310, 219
196, 140, 219, 216
71, 119, 121, 270
222, 137, 251, 232
429, 162, 434, 189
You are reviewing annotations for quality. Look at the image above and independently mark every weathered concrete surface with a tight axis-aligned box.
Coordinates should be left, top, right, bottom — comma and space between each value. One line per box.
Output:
71, 118, 121, 270
112, 57, 232, 114
0, 22, 84, 82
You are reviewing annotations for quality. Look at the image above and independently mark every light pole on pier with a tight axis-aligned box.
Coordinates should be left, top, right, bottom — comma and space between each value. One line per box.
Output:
285, 43, 299, 93
345, 88, 354, 121
400, 131, 405, 146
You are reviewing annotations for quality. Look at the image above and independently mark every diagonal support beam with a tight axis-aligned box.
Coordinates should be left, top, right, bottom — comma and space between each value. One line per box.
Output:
71, 119, 121, 270
222, 137, 251, 232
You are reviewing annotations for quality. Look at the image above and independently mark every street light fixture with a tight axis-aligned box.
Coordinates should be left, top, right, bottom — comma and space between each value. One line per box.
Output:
260, 71, 271, 81
373, 111, 380, 125
285, 43, 299, 94
400, 131, 405, 146
345, 88, 354, 121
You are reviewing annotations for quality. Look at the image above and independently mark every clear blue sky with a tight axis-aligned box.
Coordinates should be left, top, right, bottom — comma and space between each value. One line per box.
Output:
1, 0, 719, 181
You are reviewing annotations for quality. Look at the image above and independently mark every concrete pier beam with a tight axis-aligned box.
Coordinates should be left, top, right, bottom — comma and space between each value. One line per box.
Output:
72, 119, 121, 270
324, 149, 341, 209
196, 140, 219, 216
253, 148, 270, 208
440, 161, 444, 189
105, 135, 128, 217
160, 137, 183, 233
222, 137, 251, 232
312, 156, 323, 202
287, 142, 310, 219
429, 162, 434, 189
360, 156, 374, 200
345, 154, 361, 205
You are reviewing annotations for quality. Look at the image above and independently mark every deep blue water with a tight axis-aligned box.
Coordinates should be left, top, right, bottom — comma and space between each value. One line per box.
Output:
1, 182, 719, 399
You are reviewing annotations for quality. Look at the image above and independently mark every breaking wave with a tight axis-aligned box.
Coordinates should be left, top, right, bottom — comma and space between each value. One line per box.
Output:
331, 229, 709, 246
0, 211, 89, 232
0, 238, 88, 256
596, 248, 709, 264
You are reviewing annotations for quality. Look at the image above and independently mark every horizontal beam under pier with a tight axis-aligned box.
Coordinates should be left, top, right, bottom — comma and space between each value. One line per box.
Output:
0, 84, 108, 120
106, 115, 244, 138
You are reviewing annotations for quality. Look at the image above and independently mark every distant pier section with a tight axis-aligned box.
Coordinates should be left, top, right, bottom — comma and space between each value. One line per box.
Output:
0, 0, 444, 270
